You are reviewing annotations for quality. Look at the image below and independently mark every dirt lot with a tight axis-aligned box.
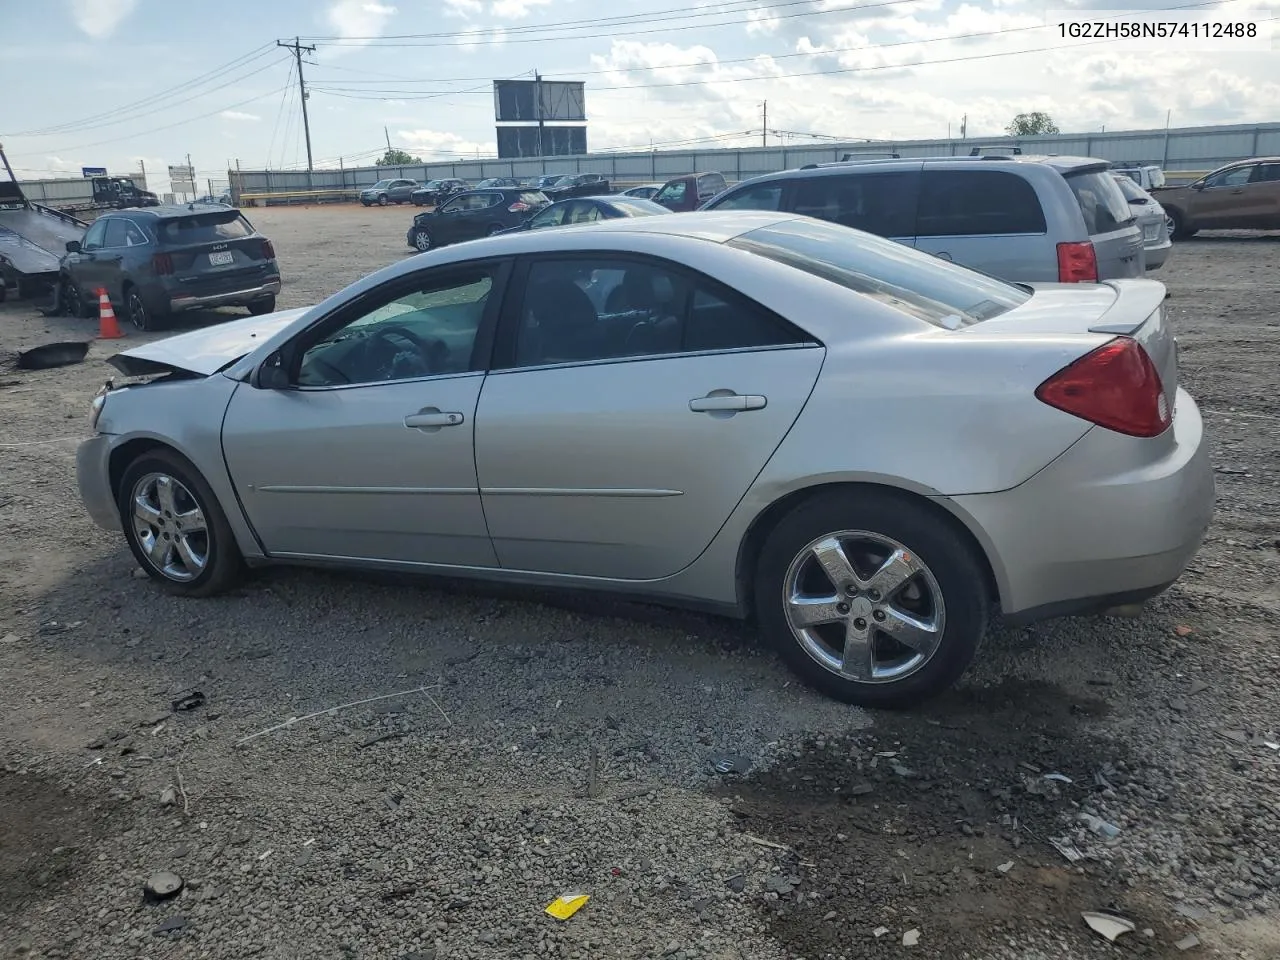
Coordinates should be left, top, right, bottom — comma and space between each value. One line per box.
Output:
1, 205, 1279, 960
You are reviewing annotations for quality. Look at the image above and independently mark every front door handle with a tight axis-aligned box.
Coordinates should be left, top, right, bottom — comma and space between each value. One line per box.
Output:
404, 407, 465, 431
689, 391, 767, 414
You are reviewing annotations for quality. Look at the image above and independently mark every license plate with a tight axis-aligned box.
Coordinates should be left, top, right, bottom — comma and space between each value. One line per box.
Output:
208, 250, 234, 266
1143, 224, 1158, 241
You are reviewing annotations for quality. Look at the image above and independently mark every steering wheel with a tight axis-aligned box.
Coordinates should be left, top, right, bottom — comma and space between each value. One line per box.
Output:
368, 324, 448, 376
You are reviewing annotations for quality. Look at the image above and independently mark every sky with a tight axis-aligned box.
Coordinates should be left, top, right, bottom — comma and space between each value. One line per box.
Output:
1, 0, 1277, 192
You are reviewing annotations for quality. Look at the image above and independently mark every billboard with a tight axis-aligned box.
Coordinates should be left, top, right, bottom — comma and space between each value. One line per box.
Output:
493, 80, 586, 122
496, 126, 587, 159
167, 164, 194, 180
81, 166, 108, 178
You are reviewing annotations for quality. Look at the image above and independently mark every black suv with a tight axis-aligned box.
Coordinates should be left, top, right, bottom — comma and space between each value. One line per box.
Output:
410, 179, 469, 207
60, 205, 280, 330
406, 188, 550, 252
543, 173, 610, 200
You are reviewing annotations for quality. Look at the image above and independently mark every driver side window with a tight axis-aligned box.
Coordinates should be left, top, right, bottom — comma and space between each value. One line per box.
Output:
296, 269, 496, 388
81, 220, 108, 251
1204, 166, 1254, 189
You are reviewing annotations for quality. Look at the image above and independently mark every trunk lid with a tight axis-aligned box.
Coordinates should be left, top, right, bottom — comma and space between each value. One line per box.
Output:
1063, 167, 1145, 278
156, 209, 272, 275
107, 307, 307, 378
972, 279, 1177, 413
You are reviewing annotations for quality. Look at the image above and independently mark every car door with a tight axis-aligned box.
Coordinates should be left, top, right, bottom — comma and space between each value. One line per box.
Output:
391, 180, 413, 202
97, 219, 131, 302
432, 194, 476, 244
474, 253, 825, 580
1190, 164, 1257, 227
1255, 162, 1280, 228
67, 218, 110, 302
914, 168, 1050, 281
220, 260, 510, 566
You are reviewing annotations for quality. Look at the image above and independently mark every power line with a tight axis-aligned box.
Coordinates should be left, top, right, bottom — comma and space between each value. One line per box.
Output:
2, 45, 278, 137
266, 60, 296, 167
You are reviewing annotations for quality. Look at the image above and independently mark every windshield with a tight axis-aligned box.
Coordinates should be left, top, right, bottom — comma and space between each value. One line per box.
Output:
370, 180, 393, 189
608, 197, 669, 216
727, 217, 1030, 328
1112, 176, 1149, 203
1066, 170, 1135, 235
554, 175, 577, 185
422, 180, 441, 189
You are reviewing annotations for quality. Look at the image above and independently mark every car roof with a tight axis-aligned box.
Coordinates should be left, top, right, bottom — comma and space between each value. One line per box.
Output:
771, 154, 1107, 177
114, 205, 245, 220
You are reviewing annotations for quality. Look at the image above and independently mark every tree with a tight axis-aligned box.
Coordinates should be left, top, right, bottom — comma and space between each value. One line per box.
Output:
1006, 112, 1060, 136
378, 148, 422, 165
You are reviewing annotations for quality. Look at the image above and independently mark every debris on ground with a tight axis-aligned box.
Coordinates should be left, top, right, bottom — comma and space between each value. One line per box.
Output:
159, 786, 177, 807
1078, 813, 1122, 839
143, 871, 184, 902
1175, 933, 1201, 951
170, 691, 205, 713
544, 892, 589, 920
872, 927, 890, 938
710, 753, 752, 775
902, 929, 920, 947
1081, 912, 1135, 942
1050, 837, 1085, 863
152, 915, 186, 935
996, 860, 1014, 873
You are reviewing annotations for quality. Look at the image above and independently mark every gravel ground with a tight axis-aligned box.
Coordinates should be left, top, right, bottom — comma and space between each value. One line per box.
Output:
1, 206, 1278, 960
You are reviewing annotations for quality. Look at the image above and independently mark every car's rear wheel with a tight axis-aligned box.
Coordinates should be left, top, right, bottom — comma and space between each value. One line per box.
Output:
247, 294, 276, 315
412, 228, 432, 252
119, 448, 243, 597
125, 285, 160, 332
1166, 209, 1196, 240
754, 490, 988, 708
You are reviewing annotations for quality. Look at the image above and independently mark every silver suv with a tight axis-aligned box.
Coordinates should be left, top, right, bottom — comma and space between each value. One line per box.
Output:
702, 156, 1144, 283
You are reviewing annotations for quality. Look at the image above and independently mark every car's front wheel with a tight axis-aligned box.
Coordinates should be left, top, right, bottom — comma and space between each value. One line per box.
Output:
63, 275, 90, 319
119, 448, 243, 597
412, 228, 432, 252
378, 194, 389, 206
1166, 209, 1196, 240
125, 286, 160, 332
754, 490, 988, 708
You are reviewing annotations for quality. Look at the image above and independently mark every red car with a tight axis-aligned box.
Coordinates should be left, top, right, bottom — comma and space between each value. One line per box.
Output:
653, 172, 728, 211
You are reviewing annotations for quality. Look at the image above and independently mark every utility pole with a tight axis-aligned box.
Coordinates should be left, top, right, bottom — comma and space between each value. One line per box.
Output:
761, 101, 767, 147
534, 69, 544, 159
384, 126, 392, 153
277, 37, 316, 171
960, 114, 967, 140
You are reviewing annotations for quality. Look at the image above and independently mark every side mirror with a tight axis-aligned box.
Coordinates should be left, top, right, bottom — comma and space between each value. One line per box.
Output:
1191, 182, 1205, 190
256, 352, 292, 390
65, 240, 81, 253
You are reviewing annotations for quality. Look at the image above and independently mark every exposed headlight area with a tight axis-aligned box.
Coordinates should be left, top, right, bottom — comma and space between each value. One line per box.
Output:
89, 379, 115, 432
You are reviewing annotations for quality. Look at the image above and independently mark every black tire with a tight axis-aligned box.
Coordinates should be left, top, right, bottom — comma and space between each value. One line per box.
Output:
361, 200, 372, 207
247, 295, 276, 315
118, 448, 243, 597
1166, 208, 1196, 241
125, 285, 160, 332
63, 275, 91, 319
753, 490, 989, 709
378, 194, 389, 206
411, 228, 432, 252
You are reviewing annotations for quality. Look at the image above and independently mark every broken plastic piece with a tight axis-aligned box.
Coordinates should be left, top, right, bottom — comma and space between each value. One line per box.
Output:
171, 691, 206, 712
872, 927, 890, 938
902, 929, 920, 946
1175, 933, 1201, 951
545, 892, 589, 920
1043, 773, 1072, 783
1050, 837, 1084, 863
1082, 911, 1135, 942
996, 861, 1014, 873
1078, 813, 1122, 839
710, 754, 752, 775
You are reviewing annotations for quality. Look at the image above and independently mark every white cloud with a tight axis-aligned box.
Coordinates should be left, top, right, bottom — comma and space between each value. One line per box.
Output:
396, 128, 492, 159
746, 7, 780, 35
490, 0, 552, 17
69, 0, 138, 39
457, 26, 509, 50
325, 0, 397, 43
220, 110, 261, 122
444, 0, 483, 16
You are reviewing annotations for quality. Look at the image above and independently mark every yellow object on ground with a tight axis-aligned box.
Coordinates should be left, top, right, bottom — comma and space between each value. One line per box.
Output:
545, 893, 590, 920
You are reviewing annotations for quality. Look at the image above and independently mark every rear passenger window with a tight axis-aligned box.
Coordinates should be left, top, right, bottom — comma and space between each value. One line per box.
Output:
1064, 171, 1135, 235
714, 184, 783, 211
512, 258, 806, 367
791, 173, 918, 238
916, 170, 1047, 237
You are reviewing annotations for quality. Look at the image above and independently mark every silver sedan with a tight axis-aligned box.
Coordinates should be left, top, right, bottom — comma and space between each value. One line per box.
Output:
76, 211, 1214, 707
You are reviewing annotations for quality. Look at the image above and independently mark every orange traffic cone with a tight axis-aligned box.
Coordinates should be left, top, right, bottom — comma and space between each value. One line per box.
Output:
96, 288, 124, 339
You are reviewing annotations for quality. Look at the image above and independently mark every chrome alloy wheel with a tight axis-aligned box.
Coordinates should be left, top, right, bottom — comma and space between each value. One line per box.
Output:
782, 530, 945, 683
130, 472, 209, 582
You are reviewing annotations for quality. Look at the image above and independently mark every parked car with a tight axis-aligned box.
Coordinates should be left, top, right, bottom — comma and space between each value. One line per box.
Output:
475, 177, 524, 189
410, 179, 468, 207
653, 172, 728, 211
1112, 173, 1171, 270
622, 183, 664, 200
543, 173, 611, 200
406, 188, 550, 251
531, 174, 565, 190
360, 178, 419, 206
702, 156, 1144, 283
1151, 157, 1280, 239
78, 210, 1211, 708
59, 205, 279, 331
499, 195, 670, 234
1112, 164, 1167, 191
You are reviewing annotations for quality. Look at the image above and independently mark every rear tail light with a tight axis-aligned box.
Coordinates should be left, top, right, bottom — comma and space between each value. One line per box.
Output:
151, 252, 174, 275
1035, 337, 1170, 437
262, 239, 276, 260
508, 201, 530, 213
1056, 241, 1098, 283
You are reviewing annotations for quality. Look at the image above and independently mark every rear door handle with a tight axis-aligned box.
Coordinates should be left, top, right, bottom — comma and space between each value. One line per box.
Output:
689, 392, 767, 413
404, 407, 465, 431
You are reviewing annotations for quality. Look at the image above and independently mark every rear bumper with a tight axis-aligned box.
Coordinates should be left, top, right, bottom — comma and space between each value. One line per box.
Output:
168, 277, 280, 312
948, 387, 1214, 619
1144, 238, 1172, 270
